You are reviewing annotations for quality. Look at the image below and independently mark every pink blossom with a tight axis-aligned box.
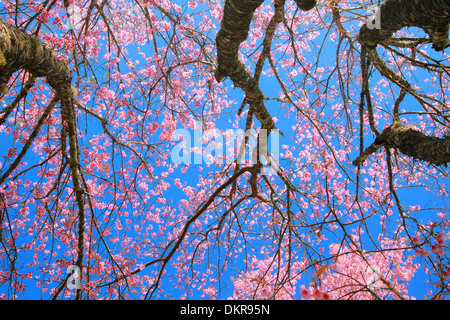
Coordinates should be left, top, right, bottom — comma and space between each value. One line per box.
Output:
312, 288, 323, 300
411, 234, 421, 245
322, 292, 331, 300
436, 237, 446, 246
443, 267, 450, 280
300, 286, 310, 299
188, 1, 197, 9
431, 245, 445, 256
260, 287, 272, 299
436, 231, 446, 246
415, 248, 431, 257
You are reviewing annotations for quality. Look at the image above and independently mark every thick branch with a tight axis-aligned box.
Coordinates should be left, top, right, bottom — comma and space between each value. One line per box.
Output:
0, 18, 85, 298
215, 0, 277, 130
358, 0, 450, 51
353, 120, 450, 166
215, 0, 316, 133
0, 18, 72, 92
215, 0, 263, 83
294, 0, 317, 11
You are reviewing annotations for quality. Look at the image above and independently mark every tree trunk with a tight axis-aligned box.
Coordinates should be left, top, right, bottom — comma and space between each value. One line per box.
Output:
358, 0, 450, 51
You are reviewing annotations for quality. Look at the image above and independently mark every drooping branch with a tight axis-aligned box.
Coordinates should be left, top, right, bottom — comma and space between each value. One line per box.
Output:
215, 0, 316, 132
0, 96, 59, 187
353, 120, 450, 166
0, 76, 36, 125
215, 0, 275, 131
358, 0, 450, 51
0, 18, 85, 298
145, 165, 255, 299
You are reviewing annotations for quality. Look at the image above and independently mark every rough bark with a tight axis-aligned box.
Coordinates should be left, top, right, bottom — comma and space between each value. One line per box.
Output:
0, 19, 72, 92
215, 0, 276, 131
358, 0, 450, 51
353, 120, 450, 166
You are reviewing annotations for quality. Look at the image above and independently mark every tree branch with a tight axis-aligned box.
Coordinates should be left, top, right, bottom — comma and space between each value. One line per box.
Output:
358, 0, 450, 51
0, 17, 85, 299
215, 0, 277, 132
353, 120, 450, 166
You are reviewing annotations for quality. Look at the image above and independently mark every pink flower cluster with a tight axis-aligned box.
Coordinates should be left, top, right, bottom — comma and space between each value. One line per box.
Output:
300, 286, 331, 300
413, 231, 447, 257
444, 267, 450, 280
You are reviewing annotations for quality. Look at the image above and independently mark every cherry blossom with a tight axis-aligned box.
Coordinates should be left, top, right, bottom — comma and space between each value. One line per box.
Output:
0, 0, 448, 301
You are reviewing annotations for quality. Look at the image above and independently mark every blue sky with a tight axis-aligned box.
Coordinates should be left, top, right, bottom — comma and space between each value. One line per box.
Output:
1, 1, 449, 300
